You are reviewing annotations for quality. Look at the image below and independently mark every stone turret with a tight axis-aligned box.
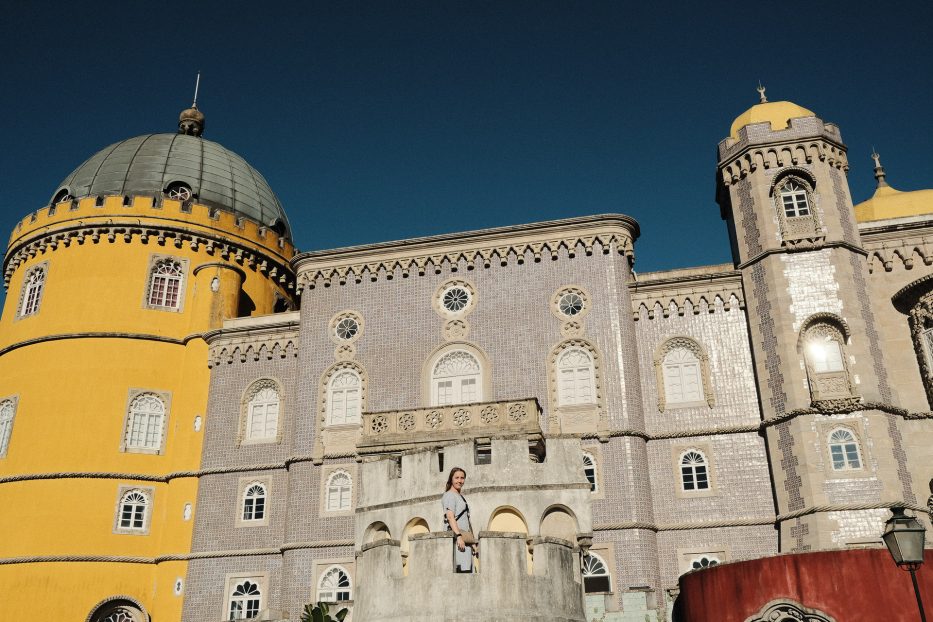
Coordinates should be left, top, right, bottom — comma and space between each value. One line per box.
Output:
353, 438, 592, 622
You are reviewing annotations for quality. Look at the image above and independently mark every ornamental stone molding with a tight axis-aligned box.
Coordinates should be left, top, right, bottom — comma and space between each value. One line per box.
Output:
204, 312, 300, 368
313, 361, 368, 464
653, 336, 715, 412
744, 599, 836, 622
293, 214, 638, 290
546, 338, 607, 437
629, 264, 745, 321
896, 283, 933, 408
85, 596, 150, 622
861, 220, 933, 274
237, 378, 285, 446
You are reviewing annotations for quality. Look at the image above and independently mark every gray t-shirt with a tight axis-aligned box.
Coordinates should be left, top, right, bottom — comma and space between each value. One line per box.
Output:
442, 491, 470, 533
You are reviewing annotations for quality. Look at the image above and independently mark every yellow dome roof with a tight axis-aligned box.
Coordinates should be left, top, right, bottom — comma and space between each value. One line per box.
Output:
854, 185, 933, 223
730, 101, 816, 140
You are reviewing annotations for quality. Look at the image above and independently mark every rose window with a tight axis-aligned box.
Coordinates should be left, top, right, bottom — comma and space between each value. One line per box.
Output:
442, 287, 471, 313
558, 292, 585, 317
335, 317, 359, 341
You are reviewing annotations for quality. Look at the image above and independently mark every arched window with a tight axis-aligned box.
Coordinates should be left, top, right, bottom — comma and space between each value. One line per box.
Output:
326, 471, 352, 512
828, 428, 862, 470
680, 450, 709, 491
228, 580, 262, 619
317, 565, 352, 602
806, 336, 845, 373
87, 599, 147, 622
690, 555, 720, 570
582, 452, 597, 493
801, 318, 853, 401
124, 394, 166, 452
779, 180, 811, 217
118, 490, 150, 531
557, 348, 596, 406
19, 265, 45, 317
242, 483, 266, 521
247, 387, 279, 441
663, 347, 703, 405
582, 552, 611, 593
0, 399, 15, 458
147, 258, 184, 309
431, 350, 482, 406
327, 370, 361, 425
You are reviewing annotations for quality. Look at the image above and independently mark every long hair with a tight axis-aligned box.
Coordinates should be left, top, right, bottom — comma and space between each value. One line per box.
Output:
445, 467, 466, 492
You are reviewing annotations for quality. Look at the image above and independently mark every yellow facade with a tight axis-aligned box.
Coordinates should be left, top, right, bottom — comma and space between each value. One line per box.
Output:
0, 191, 294, 620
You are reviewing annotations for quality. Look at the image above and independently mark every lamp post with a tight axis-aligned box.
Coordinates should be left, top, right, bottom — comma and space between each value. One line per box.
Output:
882, 506, 928, 622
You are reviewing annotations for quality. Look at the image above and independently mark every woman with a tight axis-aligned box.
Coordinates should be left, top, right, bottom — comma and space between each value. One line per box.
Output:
442, 466, 475, 573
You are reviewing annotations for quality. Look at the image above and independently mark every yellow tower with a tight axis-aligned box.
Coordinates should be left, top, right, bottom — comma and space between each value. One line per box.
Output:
0, 103, 295, 621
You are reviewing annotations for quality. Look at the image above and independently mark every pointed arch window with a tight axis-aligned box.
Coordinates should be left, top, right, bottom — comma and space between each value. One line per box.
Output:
326, 471, 352, 512
147, 258, 184, 310
557, 348, 596, 406
663, 347, 703, 405
582, 552, 611, 593
0, 399, 15, 458
242, 483, 267, 521
327, 370, 361, 425
431, 350, 482, 406
247, 387, 279, 441
318, 565, 352, 602
582, 452, 597, 492
828, 428, 862, 470
780, 180, 811, 217
117, 489, 150, 531
124, 393, 166, 452
19, 264, 46, 318
680, 450, 709, 491
228, 580, 262, 619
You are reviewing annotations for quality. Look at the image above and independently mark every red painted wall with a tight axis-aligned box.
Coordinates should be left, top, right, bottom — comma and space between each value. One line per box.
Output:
675, 549, 933, 622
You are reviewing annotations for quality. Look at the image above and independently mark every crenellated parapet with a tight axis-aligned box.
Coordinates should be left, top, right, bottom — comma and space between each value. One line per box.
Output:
629, 263, 745, 321
4, 195, 296, 290
204, 312, 300, 367
293, 214, 638, 290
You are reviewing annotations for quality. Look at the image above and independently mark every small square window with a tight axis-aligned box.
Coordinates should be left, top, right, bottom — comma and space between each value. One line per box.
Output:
474, 442, 491, 465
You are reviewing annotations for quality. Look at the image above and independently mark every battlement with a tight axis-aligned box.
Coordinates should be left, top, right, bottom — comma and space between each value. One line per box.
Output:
353, 533, 585, 622
7, 195, 295, 260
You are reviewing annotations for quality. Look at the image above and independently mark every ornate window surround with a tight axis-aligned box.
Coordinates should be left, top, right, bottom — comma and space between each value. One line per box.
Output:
797, 314, 857, 404
769, 168, 824, 244
16, 261, 48, 320
546, 339, 604, 434
120, 389, 171, 455
550, 285, 591, 321
142, 254, 189, 312
236, 476, 271, 528
421, 341, 492, 407
677, 547, 729, 576
905, 289, 933, 409
817, 419, 873, 478
0, 396, 18, 459
432, 278, 478, 319
318, 361, 368, 431
320, 467, 355, 516
112, 485, 154, 535
85, 596, 149, 622
744, 598, 836, 622
238, 378, 284, 447
654, 336, 714, 412
672, 444, 717, 498
329, 309, 364, 345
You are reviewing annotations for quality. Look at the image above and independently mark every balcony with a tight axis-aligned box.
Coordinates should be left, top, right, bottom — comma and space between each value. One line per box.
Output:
357, 398, 542, 455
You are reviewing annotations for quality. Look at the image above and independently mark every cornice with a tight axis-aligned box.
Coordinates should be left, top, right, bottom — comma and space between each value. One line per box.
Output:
293, 214, 639, 290
3, 220, 296, 292
0, 331, 203, 357
204, 316, 300, 368
630, 265, 745, 321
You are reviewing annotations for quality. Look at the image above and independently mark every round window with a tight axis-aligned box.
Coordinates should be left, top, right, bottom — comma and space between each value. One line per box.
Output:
335, 317, 359, 341
442, 287, 471, 313
558, 292, 585, 317
165, 182, 193, 202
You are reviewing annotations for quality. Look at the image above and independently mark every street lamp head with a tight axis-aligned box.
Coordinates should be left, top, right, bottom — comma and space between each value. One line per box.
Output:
883, 506, 927, 570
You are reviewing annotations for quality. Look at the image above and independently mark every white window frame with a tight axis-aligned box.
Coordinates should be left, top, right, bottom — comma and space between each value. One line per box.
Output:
828, 427, 862, 471
242, 482, 267, 522
317, 565, 352, 603
557, 348, 596, 406
0, 398, 17, 458
680, 450, 710, 492
806, 336, 845, 373
780, 180, 811, 218
663, 347, 704, 406
228, 578, 262, 620
113, 486, 153, 535
122, 392, 168, 454
582, 551, 611, 594
327, 369, 362, 426
18, 264, 47, 318
246, 387, 280, 441
325, 470, 353, 513
582, 452, 597, 493
431, 350, 483, 406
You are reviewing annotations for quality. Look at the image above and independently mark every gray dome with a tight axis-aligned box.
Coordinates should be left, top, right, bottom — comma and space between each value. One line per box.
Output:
54, 133, 291, 239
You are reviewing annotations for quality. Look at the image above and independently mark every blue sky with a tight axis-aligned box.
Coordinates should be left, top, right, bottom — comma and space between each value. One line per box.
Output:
1, 1, 931, 310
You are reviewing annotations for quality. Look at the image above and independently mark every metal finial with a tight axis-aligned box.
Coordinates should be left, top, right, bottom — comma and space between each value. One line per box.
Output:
192, 71, 201, 108
757, 82, 768, 104
871, 149, 888, 187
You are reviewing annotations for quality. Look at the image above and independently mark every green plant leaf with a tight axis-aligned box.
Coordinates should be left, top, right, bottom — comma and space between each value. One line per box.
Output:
335, 608, 349, 621
320, 601, 329, 616
312, 606, 325, 622
300, 604, 315, 622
